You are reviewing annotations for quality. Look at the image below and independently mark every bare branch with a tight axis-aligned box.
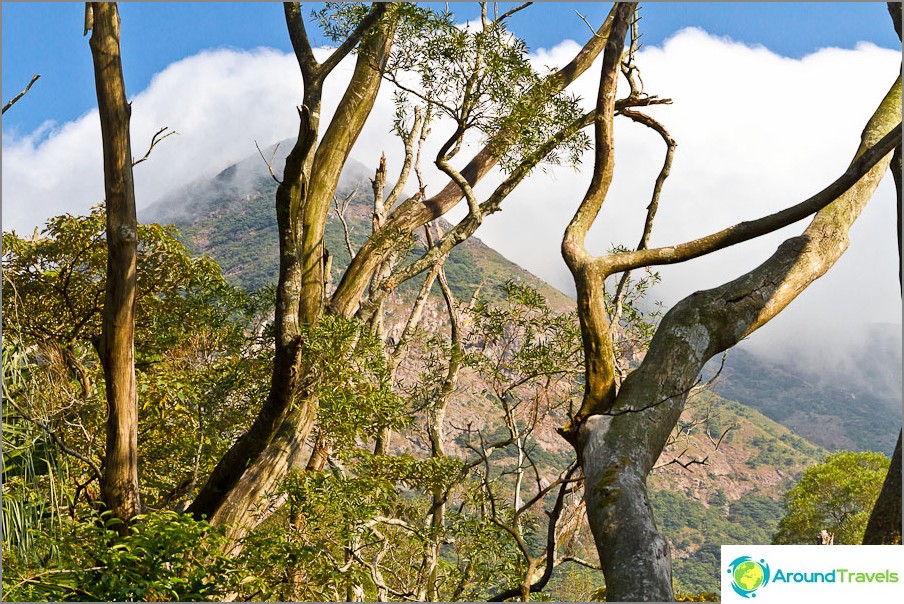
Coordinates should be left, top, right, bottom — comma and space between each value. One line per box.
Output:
132, 126, 179, 167
357, 109, 597, 322
254, 140, 282, 184
604, 123, 902, 274
333, 185, 359, 258
559, 555, 602, 571
497, 2, 533, 23
575, 11, 604, 39
386, 105, 426, 208
487, 463, 581, 601
609, 108, 676, 330
3, 73, 41, 114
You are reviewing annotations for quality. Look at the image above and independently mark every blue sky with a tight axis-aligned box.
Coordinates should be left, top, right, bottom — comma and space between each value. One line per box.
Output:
2, 2, 900, 134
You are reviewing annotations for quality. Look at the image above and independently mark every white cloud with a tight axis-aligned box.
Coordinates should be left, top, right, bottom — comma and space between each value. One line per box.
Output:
471, 28, 902, 357
2, 28, 900, 363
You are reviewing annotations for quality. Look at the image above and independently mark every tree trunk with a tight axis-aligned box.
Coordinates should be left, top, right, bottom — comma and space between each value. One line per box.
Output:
89, 1, 141, 530
862, 417, 902, 545
579, 75, 900, 601
187, 4, 397, 542
560, 3, 900, 598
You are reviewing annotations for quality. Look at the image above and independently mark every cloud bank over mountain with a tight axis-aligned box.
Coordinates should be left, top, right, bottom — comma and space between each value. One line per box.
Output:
3, 28, 900, 360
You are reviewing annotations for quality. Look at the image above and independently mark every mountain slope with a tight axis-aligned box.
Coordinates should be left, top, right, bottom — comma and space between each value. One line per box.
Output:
647, 393, 825, 595
142, 145, 842, 598
707, 337, 901, 455
141, 145, 573, 309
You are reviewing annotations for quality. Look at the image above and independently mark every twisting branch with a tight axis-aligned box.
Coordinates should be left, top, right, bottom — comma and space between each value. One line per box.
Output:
3, 73, 41, 114
487, 463, 581, 601
608, 108, 676, 334
603, 123, 902, 274
132, 126, 179, 167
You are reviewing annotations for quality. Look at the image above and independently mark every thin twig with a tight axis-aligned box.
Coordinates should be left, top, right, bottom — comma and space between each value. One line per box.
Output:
609, 108, 676, 330
3, 74, 40, 114
497, 2, 533, 23
575, 11, 605, 38
333, 185, 359, 258
132, 126, 178, 167
254, 140, 283, 184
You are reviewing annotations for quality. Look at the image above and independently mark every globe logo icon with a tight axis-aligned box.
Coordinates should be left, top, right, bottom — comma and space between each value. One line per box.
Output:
727, 556, 770, 598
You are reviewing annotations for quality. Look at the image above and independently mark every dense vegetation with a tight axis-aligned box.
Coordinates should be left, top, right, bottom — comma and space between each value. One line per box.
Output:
773, 451, 891, 545
3, 206, 836, 601
5, 2, 899, 600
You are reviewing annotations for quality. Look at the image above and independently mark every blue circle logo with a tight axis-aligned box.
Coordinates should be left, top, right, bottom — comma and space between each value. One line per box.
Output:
727, 556, 771, 598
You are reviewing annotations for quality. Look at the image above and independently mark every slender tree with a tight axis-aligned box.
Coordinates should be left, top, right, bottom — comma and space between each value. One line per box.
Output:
187, 2, 630, 543
87, 1, 141, 529
561, 5, 901, 600
186, 3, 397, 539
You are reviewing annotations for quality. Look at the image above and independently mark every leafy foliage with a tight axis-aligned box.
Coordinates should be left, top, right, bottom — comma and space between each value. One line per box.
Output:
301, 314, 409, 451
2, 509, 240, 602
2, 207, 268, 566
385, 3, 590, 172
772, 450, 890, 545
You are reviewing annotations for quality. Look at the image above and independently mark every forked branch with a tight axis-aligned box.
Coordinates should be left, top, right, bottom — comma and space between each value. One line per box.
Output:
133, 126, 178, 167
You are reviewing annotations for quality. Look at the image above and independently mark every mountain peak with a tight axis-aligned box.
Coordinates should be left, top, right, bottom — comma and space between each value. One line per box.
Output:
140, 145, 575, 309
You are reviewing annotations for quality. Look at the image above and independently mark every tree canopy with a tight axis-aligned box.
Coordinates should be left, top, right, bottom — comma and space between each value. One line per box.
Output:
773, 451, 891, 545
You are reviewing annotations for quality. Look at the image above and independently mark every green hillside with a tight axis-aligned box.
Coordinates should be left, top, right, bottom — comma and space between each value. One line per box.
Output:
141, 148, 573, 309
647, 393, 826, 595
142, 148, 833, 599
709, 343, 901, 455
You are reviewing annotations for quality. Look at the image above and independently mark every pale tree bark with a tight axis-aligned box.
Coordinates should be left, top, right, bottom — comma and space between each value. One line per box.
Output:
562, 4, 902, 600
187, 3, 627, 543
88, 1, 141, 530
187, 3, 397, 541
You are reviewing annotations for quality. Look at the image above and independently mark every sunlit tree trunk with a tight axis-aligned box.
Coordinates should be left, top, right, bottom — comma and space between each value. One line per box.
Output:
187, 3, 397, 542
88, 1, 141, 530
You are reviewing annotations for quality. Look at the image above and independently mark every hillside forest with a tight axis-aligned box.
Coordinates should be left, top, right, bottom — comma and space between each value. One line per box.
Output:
2, 3, 902, 602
